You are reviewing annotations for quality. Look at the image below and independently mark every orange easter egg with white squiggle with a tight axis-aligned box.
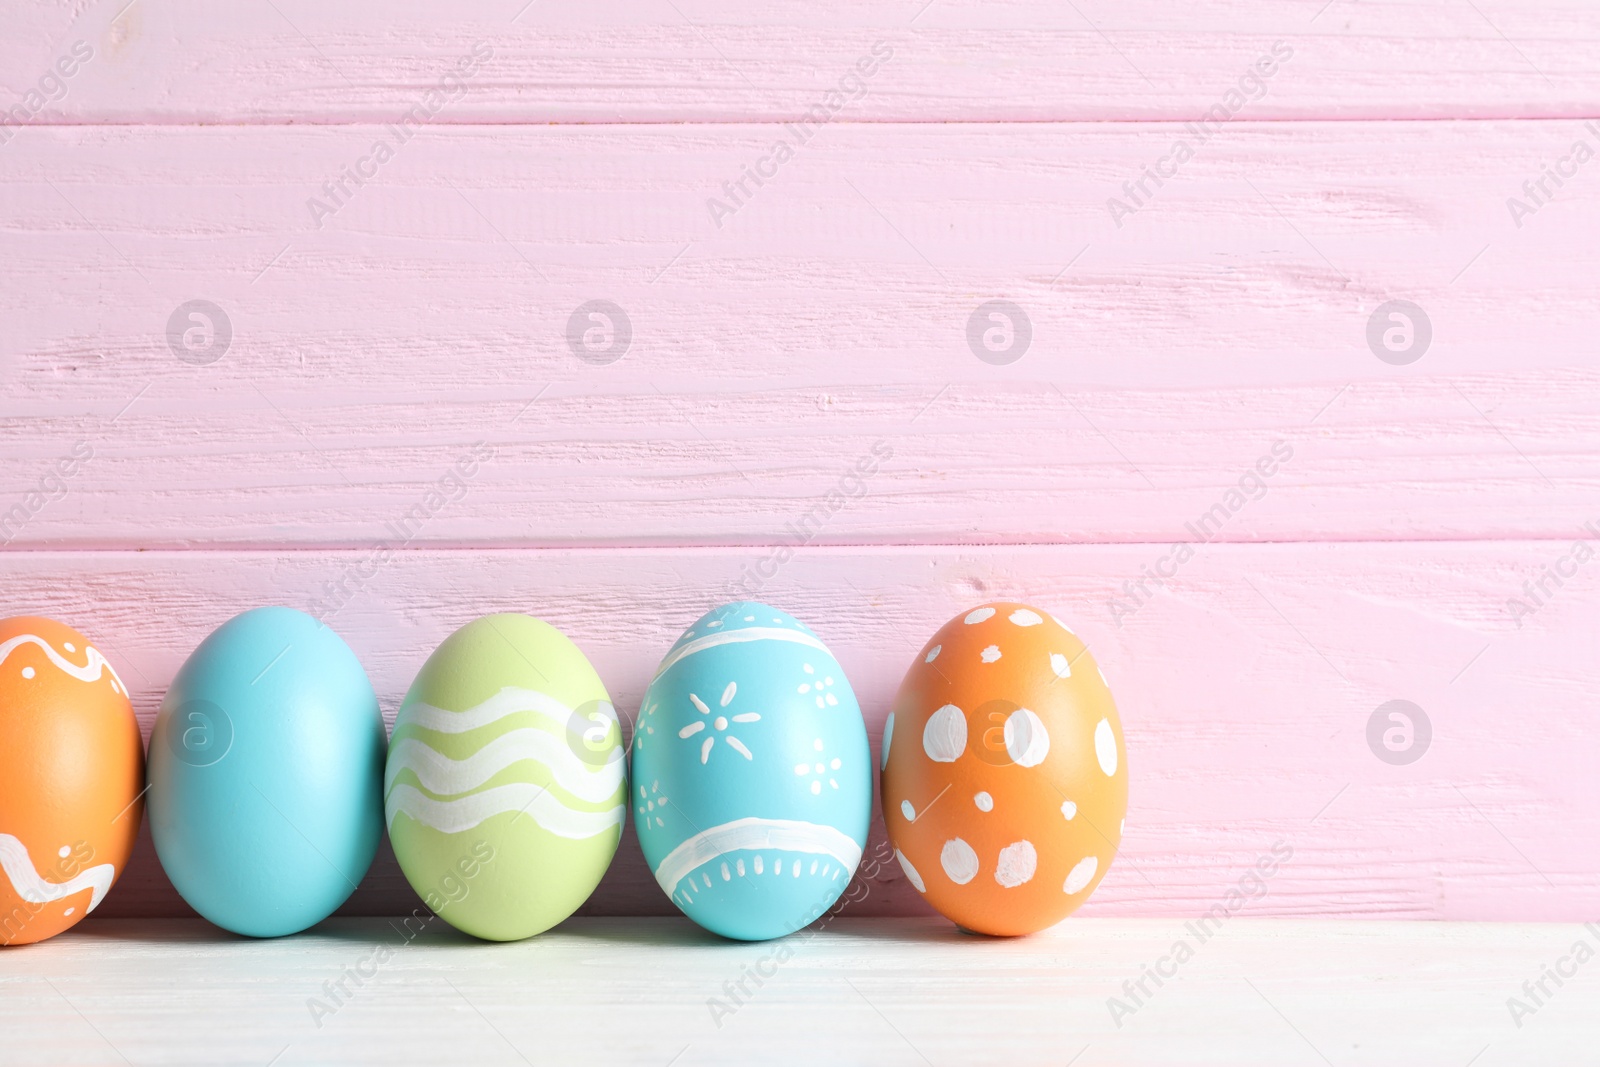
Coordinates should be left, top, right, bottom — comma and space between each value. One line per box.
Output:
881, 604, 1128, 936
0, 616, 143, 945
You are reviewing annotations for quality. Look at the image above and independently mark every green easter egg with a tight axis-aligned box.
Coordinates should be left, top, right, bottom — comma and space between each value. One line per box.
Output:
385, 614, 624, 940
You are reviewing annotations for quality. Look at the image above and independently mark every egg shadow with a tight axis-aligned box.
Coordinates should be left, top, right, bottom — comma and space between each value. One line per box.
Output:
800, 915, 974, 944
65, 918, 276, 946
553, 915, 756, 949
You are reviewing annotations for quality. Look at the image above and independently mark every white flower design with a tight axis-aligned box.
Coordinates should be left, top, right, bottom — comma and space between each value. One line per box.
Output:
634, 699, 662, 753
635, 779, 669, 829
678, 681, 760, 764
793, 737, 843, 796
796, 663, 839, 709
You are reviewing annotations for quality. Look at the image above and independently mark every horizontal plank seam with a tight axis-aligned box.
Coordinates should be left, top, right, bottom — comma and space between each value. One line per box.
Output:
8, 115, 1600, 129
3, 534, 1598, 553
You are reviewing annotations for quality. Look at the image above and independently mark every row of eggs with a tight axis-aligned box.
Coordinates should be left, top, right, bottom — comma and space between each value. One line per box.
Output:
0, 602, 1127, 946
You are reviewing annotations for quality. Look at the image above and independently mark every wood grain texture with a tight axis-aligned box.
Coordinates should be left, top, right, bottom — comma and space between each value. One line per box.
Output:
2, 0, 1597, 936
5, 918, 1595, 1064
2, 1, 1599, 123
4, 544, 1594, 923
4, 122, 1598, 546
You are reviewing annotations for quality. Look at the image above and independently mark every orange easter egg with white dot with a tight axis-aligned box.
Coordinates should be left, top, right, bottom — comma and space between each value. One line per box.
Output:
0, 617, 143, 946
880, 604, 1127, 936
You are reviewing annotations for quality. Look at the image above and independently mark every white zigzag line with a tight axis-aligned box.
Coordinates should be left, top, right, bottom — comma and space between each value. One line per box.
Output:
385, 730, 623, 806
385, 783, 623, 840
0, 833, 116, 913
0, 634, 126, 694
651, 817, 863, 896
399, 687, 611, 735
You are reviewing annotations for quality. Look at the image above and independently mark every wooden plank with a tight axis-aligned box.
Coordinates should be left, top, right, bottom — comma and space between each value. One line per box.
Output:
4, 122, 1598, 547
2, 1, 1599, 124
4, 543, 1595, 922
5, 918, 1595, 1063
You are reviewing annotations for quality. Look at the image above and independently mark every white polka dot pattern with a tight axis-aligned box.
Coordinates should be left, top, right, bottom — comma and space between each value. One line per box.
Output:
995, 841, 1037, 887
896, 849, 925, 893
1004, 709, 1049, 767
1064, 855, 1098, 894
940, 838, 979, 884
922, 704, 966, 763
1095, 718, 1118, 776
881, 601, 1126, 936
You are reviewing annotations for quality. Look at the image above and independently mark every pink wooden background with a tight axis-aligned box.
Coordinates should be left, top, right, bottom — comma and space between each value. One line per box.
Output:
3, 1, 1598, 922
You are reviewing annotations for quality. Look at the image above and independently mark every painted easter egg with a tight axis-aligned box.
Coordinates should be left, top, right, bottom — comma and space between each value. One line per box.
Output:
881, 603, 1128, 936
385, 614, 624, 941
0, 617, 142, 946
633, 602, 870, 941
148, 607, 385, 938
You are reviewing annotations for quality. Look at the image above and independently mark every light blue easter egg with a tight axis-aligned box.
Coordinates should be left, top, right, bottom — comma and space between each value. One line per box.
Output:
148, 607, 385, 937
632, 602, 870, 940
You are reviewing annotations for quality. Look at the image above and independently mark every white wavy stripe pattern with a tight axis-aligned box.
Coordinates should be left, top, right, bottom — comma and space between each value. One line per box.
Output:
0, 634, 126, 694
652, 627, 828, 681
0, 833, 116, 913
387, 687, 623, 838
651, 817, 863, 896
399, 687, 612, 735
384, 730, 623, 805
385, 783, 623, 839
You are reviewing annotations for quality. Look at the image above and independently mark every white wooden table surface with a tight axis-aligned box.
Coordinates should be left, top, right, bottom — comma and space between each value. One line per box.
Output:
2, 918, 1593, 1065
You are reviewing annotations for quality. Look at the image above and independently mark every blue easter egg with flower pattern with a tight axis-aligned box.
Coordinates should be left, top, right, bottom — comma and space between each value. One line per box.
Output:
632, 602, 870, 941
